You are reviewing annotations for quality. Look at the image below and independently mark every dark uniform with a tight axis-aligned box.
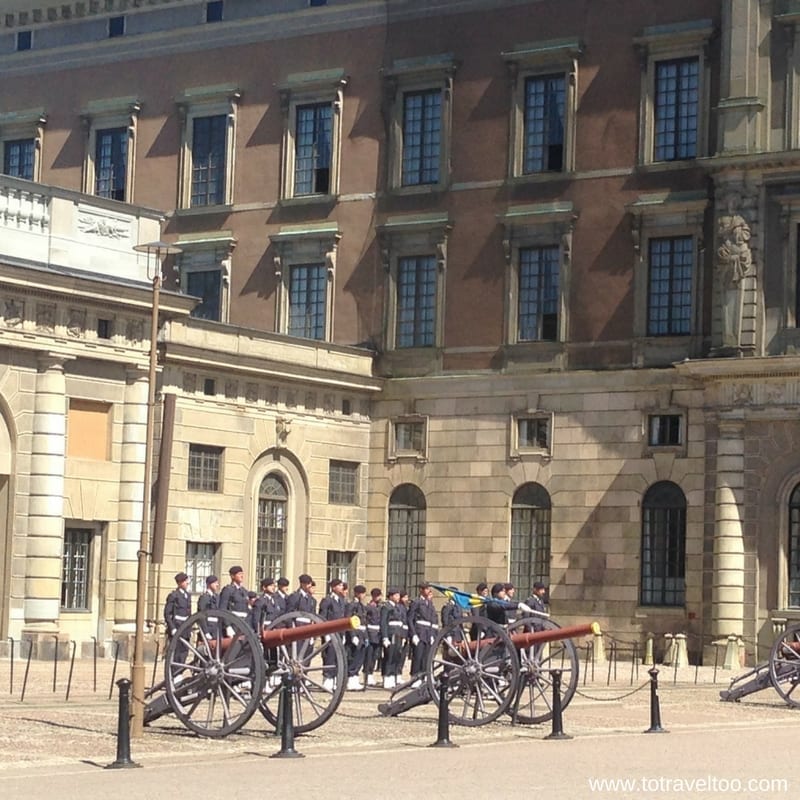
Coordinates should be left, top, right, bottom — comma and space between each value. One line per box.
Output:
196, 574, 220, 640
363, 591, 383, 685
407, 584, 438, 678
346, 587, 369, 686
380, 592, 406, 687
164, 572, 191, 671
219, 566, 250, 635
319, 580, 347, 682
440, 596, 464, 642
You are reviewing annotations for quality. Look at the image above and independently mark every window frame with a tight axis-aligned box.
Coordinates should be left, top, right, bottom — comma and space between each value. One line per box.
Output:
176, 85, 241, 211
388, 415, 428, 463
61, 527, 94, 612
0, 107, 46, 182
81, 98, 140, 203
256, 473, 288, 582
503, 39, 582, 179
510, 411, 554, 460
270, 224, 341, 341
509, 482, 552, 592
185, 541, 219, 595
279, 70, 347, 202
382, 54, 456, 194
634, 20, 712, 166
187, 443, 224, 492
175, 233, 236, 323
501, 202, 574, 354
378, 214, 450, 353
643, 408, 687, 458
328, 460, 360, 505
386, 483, 426, 592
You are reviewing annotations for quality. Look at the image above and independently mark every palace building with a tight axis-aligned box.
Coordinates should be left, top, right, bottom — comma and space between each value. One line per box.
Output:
1, 0, 800, 661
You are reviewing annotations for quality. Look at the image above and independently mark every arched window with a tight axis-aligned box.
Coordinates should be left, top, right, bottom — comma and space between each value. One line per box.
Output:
641, 481, 686, 606
510, 482, 551, 592
387, 484, 426, 592
788, 485, 800, 607
256, 474, 287, 581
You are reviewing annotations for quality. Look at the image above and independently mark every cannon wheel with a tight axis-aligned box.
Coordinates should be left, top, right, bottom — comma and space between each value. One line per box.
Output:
769, 622, 800, 709
427, 615, 520, 726
257, 611, 347, 733
506, 616, 579, 724
164, 609, 265, 738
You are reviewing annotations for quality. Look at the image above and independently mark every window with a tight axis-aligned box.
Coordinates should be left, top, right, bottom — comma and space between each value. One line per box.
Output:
501, 202, 574, 349
0, 108, 46, 183
648, 414, 682, 447
518, 245, 560, 341
80, 98, 139, 203
647, 236, 693, 336
641, 481, 686, 606
654, 58, 699, 162
203, 378, 216, 396
382, 54, 456, 192
289, 263, 327, 339
387, 484, 426, 592
67, 400, 111, 460
16, 31, 32, 52
510, 483, 551, 592
176, 85, 240, 210
329, 460, 359, 505
108, 16, 125, 38
389, 416, 427, 461
206, 0, 223, 22
62, 528, 92, 610
789, 485, 800, 607
256, 474, 287, 582
634, 20, 712, 165
270, 224, 340, 340
396, 255, 436, 347
97, 319, 112, 339
627, 191, 706, 359
378, 213, 450, 352
188, 444, 222, 491
94, 128, 127, 200
185, 542, 218, 595
504, 39, 582, 178
3, 138, 34, 180
327, 551, 355, 586
176, 234, 235, 323
310, 0, 327, 6
510, 412, 553, 460
279, 70, 346, 200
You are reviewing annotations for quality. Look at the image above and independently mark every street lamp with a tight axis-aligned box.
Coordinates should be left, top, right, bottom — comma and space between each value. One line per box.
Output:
130, 240, 182, 737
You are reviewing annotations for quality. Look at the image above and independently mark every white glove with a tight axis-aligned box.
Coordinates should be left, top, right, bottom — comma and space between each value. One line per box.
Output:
445, 635, 453, 646
351, 635, 360, 647
518, 602, 533, 614
324, 634, 332, 643
411, 634, 420, 646
170, 628, 176, 636
382, 638, 390, 648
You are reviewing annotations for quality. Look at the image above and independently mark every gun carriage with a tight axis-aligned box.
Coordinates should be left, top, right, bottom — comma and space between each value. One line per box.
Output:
144, 610, 356, 737
719, 622, 800, 708
379, 613, 598, 726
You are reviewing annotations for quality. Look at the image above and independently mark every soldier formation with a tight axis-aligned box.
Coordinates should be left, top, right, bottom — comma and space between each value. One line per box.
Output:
163, 568, 549, 690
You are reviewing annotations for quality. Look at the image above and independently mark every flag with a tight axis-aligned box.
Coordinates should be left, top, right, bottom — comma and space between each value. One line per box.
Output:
429, 583, 486, 610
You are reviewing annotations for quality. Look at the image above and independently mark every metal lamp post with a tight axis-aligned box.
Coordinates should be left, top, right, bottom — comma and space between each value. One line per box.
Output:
130, 240, 182, 737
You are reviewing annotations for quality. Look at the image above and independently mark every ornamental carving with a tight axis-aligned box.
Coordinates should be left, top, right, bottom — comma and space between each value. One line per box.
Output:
183, 373, 197, 394
77, 215, 129, 240
4, 299, 23, 328
67, 308, 85, 338
245, 382, 259, 403
36, 303, 55, 333
225, 379, 238, 400
126, 319, 143, 343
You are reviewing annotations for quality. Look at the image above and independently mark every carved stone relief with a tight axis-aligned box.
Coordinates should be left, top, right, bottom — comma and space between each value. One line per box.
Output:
67, 308, 85, 338
4, 298, 23, 328
36, 303, 55, 333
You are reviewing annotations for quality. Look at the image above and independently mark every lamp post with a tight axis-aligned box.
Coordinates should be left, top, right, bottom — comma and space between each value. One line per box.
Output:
130, 240, 182, 737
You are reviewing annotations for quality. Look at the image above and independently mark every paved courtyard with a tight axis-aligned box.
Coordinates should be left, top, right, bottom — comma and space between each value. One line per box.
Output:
0, 657, 797, 798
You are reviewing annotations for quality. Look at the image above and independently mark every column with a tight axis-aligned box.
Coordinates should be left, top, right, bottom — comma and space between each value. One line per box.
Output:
711, 417, 746, 638
114, 366, 148, 629
24, 353, 68, 628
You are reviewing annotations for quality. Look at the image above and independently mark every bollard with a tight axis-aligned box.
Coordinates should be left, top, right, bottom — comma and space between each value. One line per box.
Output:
7, 637, 14, 695
20, 639, 33, 702
65, 641, 77, 702
662, 633, 674, 666
643, 632, 654, 666
270, 675, 304, 758
105, 678, 141, 769
723, 633, 739, 670
108, 640, 120, 700
643, 668, 668, 734
90, 636, 98, 693
544, 669, 572, 740
674, 633, 688, 668
52, 634, 59, 693
430, 668, 457, 748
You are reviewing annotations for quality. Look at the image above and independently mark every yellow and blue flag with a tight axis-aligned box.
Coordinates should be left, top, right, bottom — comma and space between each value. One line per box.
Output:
429, 583, 486, 610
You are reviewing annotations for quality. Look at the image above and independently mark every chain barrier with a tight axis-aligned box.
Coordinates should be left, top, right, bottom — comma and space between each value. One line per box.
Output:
574, 679, 651, 702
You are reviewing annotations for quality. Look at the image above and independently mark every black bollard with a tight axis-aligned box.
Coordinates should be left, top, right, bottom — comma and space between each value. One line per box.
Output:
271, 675, 304, 758
644, 667, 668, 734
105, 678, 141, 769
544, 669, 572, 740
430, 668, 457, 748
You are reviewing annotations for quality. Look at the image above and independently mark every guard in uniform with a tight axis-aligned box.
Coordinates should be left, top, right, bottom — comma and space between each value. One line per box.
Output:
319, 578, 348, 690
345, 584, 368, 690
380, 588, 406, 689
440, 586, 464, 643
219, 565, 250, 632
196, 574, 220, 641
253, 576, 280, 630
363, 587, 383, 687
164, 571, 192, 670
286, 573, 317, 617
408, 581, 438, 679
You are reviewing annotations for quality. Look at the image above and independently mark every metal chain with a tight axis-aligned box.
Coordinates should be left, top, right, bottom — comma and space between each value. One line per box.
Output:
573, 680, 650, 702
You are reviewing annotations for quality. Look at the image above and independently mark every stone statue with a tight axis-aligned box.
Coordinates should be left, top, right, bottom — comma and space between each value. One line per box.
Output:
716, 196, 753, 349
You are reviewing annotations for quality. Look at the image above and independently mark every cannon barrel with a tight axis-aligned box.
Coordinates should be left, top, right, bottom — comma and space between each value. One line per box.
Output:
509, 621, 600, 649
260, 614, 358, 646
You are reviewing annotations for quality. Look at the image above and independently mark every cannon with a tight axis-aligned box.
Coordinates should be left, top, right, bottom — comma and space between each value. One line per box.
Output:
719, 622, 800, 708
379, 614, 597, 726
144, 609, 357, 737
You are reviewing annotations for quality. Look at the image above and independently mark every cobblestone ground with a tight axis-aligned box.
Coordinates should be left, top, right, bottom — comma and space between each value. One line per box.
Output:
0, 655, 796, 770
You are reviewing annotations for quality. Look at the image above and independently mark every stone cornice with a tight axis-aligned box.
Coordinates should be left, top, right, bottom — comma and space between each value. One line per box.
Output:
674, 355, 800, 381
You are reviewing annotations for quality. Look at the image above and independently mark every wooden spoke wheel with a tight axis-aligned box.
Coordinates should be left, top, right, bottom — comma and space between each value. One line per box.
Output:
258, 611, 347, 734
769, 622, 800, 709
164, 609, 265, 738
506, 616, 579, 725
428, 615, 519, 726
